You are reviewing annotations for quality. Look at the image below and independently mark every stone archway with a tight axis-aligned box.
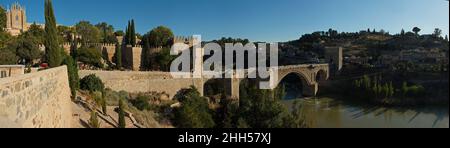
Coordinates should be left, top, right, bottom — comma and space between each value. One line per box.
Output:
276, 72, 316, 97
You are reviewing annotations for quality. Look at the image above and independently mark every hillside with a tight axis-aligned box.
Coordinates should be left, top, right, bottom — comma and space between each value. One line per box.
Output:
279, 29, 449, 65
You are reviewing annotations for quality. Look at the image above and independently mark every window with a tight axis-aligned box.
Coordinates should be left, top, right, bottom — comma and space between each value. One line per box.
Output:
0, 71, 7, 78
16, 15, 19, 21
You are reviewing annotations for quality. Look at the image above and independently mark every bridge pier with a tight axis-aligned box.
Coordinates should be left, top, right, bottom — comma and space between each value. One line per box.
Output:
302, 83, 318, 97
224, 78, 241, 100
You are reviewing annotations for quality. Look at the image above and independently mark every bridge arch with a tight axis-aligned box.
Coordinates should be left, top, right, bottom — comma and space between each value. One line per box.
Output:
276, 71, 317, 98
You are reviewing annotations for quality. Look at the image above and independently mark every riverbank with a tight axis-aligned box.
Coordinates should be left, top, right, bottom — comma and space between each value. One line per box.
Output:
282, 97, 449, 128
319, 74, 449, 107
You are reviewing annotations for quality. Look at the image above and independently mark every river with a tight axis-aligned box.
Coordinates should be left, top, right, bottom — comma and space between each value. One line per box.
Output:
282, 98, 449, 128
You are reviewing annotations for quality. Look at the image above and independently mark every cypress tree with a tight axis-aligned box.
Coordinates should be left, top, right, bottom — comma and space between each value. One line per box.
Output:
0, 6, 6, 29
63, 56, 79, 100
118, 99, 126, 128
130, 19, 136, 46
141, 38, 151, 70
122, 26, 128, 45
89, 111, 100, 128
70, 38, 78, 61
127, 21, 132, 45
44, 0, 61, 67
114, 42, 122, 69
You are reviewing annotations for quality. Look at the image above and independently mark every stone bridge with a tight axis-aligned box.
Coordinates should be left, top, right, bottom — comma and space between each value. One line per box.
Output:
219, 64, 329, 99
80, 64, 329, 100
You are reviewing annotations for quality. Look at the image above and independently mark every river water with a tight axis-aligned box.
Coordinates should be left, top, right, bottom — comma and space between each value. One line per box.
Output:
282, 98, 449, 128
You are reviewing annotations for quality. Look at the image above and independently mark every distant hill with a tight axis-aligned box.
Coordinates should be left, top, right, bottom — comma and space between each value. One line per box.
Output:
280, 29, 449, 64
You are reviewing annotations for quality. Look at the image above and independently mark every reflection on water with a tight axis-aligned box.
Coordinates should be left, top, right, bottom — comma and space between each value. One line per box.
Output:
283, 98, 449, 128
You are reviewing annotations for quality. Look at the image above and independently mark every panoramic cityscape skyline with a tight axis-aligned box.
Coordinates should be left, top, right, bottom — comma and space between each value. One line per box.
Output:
1, 0, 448, 130
1, 0, 449, 42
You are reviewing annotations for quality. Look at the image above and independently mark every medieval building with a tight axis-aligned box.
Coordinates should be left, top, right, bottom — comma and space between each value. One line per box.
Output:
5, 2, 30, 36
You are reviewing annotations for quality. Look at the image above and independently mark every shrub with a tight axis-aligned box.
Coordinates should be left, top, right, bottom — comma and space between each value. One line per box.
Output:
118, 99, 126, 128
78, 46, 103, 68
173, 86, 215, 128
80, 74, 105, 92
89, 111, 100, 128
131, 95, 152, 111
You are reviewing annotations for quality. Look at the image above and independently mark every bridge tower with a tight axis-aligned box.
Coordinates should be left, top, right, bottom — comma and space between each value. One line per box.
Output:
324, 47, 343, 76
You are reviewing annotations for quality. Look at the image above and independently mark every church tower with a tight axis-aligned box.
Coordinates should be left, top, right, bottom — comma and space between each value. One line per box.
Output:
6, 2, 28, 36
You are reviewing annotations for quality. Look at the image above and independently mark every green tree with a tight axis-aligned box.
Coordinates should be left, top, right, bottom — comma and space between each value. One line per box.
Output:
57, 25, 75, 43
283, 100, 308, 128
114, 30, 124, 36
95, 22, 117, 43
400, 29, 405, 36
70, 38, 78, 61
144, 26, 174, 48
26, 23, 45, 44
131, 95, 151, 111
75, 21, 101, 43
236, 118, 250, 128
78, 46, 103, 68
215, 96, 239, 128
62, 55, 79, 100
237, 80, 304, 128
89, 111, 100, 128
0, 29, 12, 49
0, 48, 17, 65
173, 86, 215, 128
118, 99, 126, 128
433, 28, 442, 38
412, 27, 421, 36
130, 20, 136, 46
140, 37, 151, 70
156, 47, 176, 71
101, 92, 107, 115
0, 6, 6, 28
44, 0, 62, 68
14, 34, 43, 67
80, 74, 105, 92
113, 42, 122, 69
122, 20, 136, 46
124, 21, 130, 45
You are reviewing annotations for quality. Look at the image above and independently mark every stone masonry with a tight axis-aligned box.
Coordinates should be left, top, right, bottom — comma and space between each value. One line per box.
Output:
79, 70, 204, 99
0, 66, 73, 128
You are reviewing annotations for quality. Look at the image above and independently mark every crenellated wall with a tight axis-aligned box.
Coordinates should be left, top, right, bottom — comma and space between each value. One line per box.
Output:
122, 45, 144, 71
0, 66, 73, 128
60, 43, 117, 62
79, 70, 204, 99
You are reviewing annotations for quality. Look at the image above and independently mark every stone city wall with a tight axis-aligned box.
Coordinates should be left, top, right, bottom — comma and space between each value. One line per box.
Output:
0, 66, 73, 128
79, 70, 204, 99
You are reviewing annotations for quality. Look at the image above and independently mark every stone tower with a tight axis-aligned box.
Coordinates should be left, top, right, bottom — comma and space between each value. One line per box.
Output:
324, 47, 343, 75
5, 2, 28, 36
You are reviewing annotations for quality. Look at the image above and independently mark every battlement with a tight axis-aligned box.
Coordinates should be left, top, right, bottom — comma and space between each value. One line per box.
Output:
61, 42, 117, 48
174, 36, 194, 43
125, 44, 143, 48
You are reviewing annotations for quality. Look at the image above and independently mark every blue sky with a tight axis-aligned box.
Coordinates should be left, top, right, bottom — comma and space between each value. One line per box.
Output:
1, 0, 449, 42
